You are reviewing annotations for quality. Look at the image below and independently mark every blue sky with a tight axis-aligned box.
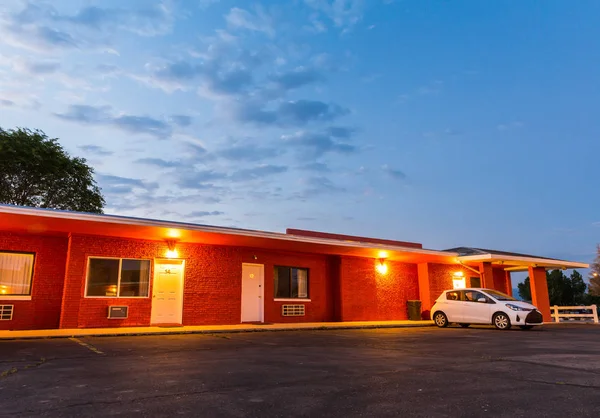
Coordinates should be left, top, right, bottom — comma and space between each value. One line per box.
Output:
1, 0, 599, 270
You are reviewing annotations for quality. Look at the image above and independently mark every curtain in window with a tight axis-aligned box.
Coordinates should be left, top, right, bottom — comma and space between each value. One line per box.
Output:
0, 253, 34, 295
139, 260, 150, 296
297, 269, 308, 298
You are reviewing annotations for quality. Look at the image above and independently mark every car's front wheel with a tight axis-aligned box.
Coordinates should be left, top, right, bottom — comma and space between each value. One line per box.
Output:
493, 312, 512, 330
433, 312, 449, 328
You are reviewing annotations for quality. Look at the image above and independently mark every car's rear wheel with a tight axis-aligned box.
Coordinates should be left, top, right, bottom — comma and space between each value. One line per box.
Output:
519, 325, 534, 330
493, 312, 511, 330
433, 312, 448, 328
459, 323, 470, 328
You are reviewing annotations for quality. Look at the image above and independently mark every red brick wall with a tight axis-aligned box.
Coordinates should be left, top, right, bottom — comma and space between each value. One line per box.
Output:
0, 232, 68, 330
428, 263, 459, 305
59, 234, 335, 328
338, 257, 418, 321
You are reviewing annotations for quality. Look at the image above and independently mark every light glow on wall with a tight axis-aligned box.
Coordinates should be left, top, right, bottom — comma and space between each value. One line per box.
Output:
452, 271, 465, 289
376, 258, 388, 274
166, 249, 179, 259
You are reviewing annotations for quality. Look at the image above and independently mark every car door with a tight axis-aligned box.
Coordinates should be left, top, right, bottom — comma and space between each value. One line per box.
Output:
442, 290, 466, 322
462, 290, 493, 324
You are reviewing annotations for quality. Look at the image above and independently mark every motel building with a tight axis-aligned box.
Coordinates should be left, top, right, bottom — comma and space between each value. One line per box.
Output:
0, 205, 589, 331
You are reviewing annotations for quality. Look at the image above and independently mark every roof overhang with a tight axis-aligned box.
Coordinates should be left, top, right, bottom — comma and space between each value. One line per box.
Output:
457, 253, 589, 272
0, 205, 458, 264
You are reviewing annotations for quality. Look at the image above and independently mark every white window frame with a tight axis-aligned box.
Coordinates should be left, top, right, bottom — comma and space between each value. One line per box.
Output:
84, 256, 151, 299
0, 251, 35, 300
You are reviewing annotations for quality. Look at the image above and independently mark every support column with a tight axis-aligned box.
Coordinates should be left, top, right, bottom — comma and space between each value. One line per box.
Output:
417, 263, 431, 317
505, 271, 513, 296
479, 262, 494, 288
528, 266, 551, 322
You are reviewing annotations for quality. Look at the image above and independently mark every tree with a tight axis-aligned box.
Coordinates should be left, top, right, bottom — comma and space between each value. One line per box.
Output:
517, 269, 586, 305
0, 127, 104, 213
570, 270, 587, 305
518, 277, 531, 301
589, 245, 600, 296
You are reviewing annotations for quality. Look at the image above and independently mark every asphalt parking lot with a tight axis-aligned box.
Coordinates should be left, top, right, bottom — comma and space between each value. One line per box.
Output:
1, 325, 600, 417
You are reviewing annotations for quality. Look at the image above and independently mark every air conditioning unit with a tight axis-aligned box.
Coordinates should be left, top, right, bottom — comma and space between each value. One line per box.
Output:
282, 304, 305, 317
107, 306, 128, 319
0, 305, 14, 321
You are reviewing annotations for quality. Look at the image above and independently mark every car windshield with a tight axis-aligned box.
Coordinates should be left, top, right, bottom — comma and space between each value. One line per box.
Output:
483, 289, 517, 301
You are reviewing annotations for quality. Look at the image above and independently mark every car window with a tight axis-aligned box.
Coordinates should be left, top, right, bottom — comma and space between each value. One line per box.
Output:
483, 289, 516, 301
446, 291, 460, 301
464, 290, 487, 303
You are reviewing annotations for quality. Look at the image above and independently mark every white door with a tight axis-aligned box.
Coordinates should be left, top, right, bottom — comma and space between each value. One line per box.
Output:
462, 290, 493, 324
241, 263, 264, 323
151, 259, 185, 325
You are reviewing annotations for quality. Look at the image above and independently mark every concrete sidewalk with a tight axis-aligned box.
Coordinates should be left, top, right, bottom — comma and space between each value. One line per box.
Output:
0, 320, 433, 340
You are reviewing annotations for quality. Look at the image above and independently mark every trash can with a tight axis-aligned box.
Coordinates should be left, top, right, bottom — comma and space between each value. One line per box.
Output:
407, 300, 422, 321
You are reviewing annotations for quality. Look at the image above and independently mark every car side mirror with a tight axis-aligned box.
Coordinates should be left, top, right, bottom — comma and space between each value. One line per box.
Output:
477, 298, 487, 303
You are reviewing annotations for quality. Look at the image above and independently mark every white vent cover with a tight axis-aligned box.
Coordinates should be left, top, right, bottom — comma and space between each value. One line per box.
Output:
0, 305, 14, 321
282, 304, 305, 317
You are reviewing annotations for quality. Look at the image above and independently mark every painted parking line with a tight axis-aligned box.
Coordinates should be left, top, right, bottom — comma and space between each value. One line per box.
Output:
69, 337, 104, 355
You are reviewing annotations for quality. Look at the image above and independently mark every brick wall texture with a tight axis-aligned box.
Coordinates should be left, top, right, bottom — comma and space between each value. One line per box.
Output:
0, 232, 68, 330
1, 231, 512, 330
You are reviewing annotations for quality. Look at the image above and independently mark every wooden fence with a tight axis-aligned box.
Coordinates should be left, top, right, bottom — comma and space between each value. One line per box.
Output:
551, 305, 598, 324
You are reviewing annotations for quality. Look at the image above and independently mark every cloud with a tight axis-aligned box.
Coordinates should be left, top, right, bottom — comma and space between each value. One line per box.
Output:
170, 115, 193, 127
282, 129, 356, 157
78, 145, 114, 156
225, 7, 274, 36
298, 162, 331, 172
381, 164, 407, 180
304, 0, 365, 32
298, 176, 345, 199
96, 174, 159, 196
135, 158, 180, 168
61, 5, 173, 36
55, 105, 173, 139
0, 99, 15, 107
269, 67, 323, 91
112, 115, 171, 137
187, 210, 225, 217
24, 61, 61, 75
0, 2, 173, 53
327, 126, 355, 138
217, 141, 283, 162
235, 100, 349, 126
230, 164, 288, 181
176, 169, 228, 189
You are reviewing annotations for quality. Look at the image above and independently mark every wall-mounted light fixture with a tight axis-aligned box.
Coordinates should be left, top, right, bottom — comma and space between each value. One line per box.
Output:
165, 239, 178, 258
376, 258, 388, 274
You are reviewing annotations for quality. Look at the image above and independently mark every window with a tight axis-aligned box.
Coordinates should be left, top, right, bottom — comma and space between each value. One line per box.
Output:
463, 290, 487, 303
274, 266, 309, 299
446, 291, 460, 301
483, 289, 515, 301
0, 252, 34, 296
86, 258, 150, 297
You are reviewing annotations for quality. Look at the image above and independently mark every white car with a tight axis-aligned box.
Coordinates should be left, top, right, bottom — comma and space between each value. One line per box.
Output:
431, 288, 544, 330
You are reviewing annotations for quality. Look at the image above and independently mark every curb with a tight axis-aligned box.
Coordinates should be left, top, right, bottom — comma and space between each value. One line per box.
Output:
0, 322, 434, 340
